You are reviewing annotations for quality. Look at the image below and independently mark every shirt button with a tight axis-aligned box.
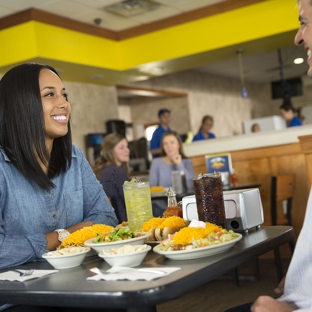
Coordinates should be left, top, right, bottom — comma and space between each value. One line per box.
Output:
53, 214, 57, 219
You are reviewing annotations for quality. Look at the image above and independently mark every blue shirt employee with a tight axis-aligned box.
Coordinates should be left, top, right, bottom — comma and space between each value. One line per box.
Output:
150, 108, 171, 158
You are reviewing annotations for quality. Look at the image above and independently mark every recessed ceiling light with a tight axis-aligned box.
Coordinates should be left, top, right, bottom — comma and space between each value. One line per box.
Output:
103, 0, 161, 17
294, 58, 304, 64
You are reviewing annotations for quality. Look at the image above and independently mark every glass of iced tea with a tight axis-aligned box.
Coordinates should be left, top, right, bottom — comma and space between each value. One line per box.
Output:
123, 178, 154, 232
193, 172, 226, 228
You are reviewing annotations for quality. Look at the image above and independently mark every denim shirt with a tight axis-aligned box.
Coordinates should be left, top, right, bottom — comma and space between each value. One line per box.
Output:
0, 144, 118, 270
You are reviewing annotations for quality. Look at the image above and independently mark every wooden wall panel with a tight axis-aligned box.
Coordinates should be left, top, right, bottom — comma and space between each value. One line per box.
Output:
190, 141, 310, 244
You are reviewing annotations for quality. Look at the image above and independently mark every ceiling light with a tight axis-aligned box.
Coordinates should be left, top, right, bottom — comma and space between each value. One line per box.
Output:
236, 49, 248, 99
294, 58, 304, 65
103, 0, 161, 17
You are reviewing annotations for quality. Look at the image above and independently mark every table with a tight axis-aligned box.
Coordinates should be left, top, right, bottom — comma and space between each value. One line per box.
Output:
0, 226, 294, 312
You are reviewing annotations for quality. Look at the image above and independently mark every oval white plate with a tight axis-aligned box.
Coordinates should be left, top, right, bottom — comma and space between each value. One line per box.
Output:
84, 232, 150, 253
153, 233, 242, 260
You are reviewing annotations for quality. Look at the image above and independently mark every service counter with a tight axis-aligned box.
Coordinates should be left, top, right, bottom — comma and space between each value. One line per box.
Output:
183, 125, 312, 257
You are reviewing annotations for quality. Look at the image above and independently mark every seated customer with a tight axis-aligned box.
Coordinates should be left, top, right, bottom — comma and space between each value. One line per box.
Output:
193, 115, 216, 141
280, 98, 302, 127
149, 131, 194, 216
0, 63, 118, 272
93, 133, 130, 223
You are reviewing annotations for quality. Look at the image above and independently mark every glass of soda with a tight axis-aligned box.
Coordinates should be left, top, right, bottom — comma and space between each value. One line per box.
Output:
123, 178, 154, 232
193, 172, 226, 228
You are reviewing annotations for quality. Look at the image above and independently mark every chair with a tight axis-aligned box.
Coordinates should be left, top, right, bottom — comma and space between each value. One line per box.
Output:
232, 174, 295, 286
270, 173, 296, 281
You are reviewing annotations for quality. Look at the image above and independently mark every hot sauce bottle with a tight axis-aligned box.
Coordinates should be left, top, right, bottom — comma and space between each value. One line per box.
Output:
163, 187, 183, 218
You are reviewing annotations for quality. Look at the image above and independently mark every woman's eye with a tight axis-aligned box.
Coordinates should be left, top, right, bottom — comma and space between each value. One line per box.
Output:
44, 92, 54, 97
62, 93, 68, 101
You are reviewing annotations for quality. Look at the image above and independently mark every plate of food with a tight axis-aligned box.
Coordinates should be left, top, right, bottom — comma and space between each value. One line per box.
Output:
153, 225, 242, 260
141, 216, 189, 243
84, 228, 150, 254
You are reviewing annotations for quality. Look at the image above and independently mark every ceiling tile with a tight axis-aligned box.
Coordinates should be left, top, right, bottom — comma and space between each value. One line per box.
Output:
36, 0, 93, 18
0, 0, 48, 10
70, 0, 122, 9
0, 7, 14, 17
130, 7, 181, 23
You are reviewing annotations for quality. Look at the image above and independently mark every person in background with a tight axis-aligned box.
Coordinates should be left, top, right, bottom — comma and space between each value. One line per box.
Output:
193, 115, 216, 141
280, 98, 303, 127
297, 107, 306, 125
225, 0, 312, 310
93, 133, 130, 223
0, 63, 119, 311
150, 108, 171, 158
149, 131, 194, 216
251, 123, 261, 133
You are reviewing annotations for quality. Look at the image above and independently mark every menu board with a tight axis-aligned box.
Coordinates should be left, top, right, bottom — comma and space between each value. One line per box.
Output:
205, 153, 232, 173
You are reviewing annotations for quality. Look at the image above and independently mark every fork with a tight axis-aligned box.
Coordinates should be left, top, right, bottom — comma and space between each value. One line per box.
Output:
14, 269, 35, 277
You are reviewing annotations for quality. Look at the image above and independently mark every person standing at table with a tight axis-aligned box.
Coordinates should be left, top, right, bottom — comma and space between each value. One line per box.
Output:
225, 0, 312, 311
149, 131, 194, 216
280, 98, 302, 127
150, 108, 171, 158
0, 63, 118, 272
193, 115, 216, 141
93, 133, 130, 223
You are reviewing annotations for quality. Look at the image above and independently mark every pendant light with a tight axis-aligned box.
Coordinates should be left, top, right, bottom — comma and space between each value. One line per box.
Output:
236, 49, 248, 98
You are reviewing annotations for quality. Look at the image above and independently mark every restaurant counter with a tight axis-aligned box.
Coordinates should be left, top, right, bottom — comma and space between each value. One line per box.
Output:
183, 125, 312, 257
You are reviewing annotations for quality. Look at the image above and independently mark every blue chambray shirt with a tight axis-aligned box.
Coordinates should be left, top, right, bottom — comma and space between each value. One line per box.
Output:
0, 144, 118, 270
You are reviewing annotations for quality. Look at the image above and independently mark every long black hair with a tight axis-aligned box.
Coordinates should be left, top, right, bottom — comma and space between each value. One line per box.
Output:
0, 63, 72, 190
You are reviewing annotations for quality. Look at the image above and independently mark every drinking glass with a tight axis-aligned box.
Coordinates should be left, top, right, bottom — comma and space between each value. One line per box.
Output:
193, 172, 226, 228
123, 179, 154, 232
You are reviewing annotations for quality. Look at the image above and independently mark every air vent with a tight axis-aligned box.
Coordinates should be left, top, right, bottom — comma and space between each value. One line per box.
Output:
103, 0, 161, 17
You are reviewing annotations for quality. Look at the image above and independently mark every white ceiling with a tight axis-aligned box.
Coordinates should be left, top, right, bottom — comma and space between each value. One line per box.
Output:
0, 0, 225, 31
0, 0, 308, 84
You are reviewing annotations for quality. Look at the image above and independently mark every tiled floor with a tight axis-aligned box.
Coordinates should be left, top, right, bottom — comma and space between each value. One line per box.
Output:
157, 258, 291, 312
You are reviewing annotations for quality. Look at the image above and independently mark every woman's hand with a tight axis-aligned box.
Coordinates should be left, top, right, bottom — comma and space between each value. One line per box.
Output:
169, 154, 182, 165
274, 276, 286, 296
251, 296, 295, 312
45, 221, 94, 251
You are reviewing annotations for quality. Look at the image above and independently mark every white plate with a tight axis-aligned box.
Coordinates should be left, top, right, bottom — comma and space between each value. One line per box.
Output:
153, 233, 242, 260
84, 232, 150, 254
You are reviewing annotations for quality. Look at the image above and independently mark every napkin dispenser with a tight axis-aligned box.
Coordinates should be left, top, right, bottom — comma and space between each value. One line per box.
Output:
182, 188, 263, 231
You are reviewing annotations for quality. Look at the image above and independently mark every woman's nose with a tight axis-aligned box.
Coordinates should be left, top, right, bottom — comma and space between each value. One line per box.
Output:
57, 96, 69, 109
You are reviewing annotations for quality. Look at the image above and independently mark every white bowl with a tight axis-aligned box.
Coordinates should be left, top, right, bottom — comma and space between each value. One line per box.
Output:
98, 244, 151, 267
84, 232, 150, 254
42, 247, 90, 269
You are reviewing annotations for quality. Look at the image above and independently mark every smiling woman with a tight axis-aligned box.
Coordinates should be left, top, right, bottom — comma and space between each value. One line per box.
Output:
0, 64, 119, 309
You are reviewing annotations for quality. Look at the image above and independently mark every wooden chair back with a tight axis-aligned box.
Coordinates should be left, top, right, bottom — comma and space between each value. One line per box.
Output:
270, 174, 295, 226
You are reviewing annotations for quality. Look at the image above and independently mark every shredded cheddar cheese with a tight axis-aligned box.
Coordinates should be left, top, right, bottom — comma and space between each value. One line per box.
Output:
59, 224, 114, 248
172, 223, 221, 245
150, 186, 165, 193
157, 216, 188, 230
141, 218, 165, 232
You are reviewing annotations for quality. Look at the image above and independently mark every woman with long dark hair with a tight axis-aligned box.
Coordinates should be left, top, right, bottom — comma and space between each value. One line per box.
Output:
0, 63, 118, 272
93, 133, 130, 222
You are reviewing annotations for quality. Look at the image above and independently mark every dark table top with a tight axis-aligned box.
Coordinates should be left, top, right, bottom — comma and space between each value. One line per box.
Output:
0, 226, 294, 311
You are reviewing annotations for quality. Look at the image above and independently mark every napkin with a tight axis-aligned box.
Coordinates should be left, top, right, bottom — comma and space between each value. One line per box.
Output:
0, 269, 59, 282
87, 266, 181, 281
